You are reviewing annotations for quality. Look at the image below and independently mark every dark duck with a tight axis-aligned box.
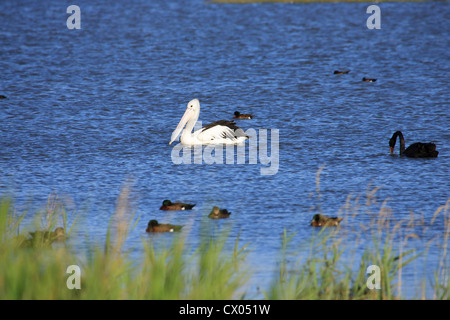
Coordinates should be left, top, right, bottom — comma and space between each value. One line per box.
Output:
310, 214, 343, 227
333, 70, 350, 74
208, 206, 231, 219
160, 200, 196, 211
146, 220, 183, 232
233, 111, 253, 119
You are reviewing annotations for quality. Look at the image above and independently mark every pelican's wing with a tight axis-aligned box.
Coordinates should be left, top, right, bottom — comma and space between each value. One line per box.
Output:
196, 120, 248, 142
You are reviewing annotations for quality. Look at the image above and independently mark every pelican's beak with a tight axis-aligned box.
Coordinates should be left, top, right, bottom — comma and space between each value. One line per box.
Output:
389, 147, 394, 154
169, 107, 194, 145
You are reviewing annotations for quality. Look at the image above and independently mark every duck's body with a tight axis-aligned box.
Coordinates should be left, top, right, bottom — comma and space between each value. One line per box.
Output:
334, 70, 350, 74
29, 227, 65, 241
170, 99, 248, 146
208, 206, 231, 219
20, 227, 65, 247
159, 200, 195, 211
362, 77, 377, 82
310, 214, 343, 227
233, 111, 253, 119
146, 220, 183, 232
389, 131, 438, 158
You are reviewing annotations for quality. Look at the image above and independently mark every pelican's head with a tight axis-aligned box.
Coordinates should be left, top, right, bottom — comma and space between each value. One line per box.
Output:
169, 99, 200, 145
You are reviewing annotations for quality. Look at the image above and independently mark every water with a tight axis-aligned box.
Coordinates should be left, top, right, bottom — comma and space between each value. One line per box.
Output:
1, 1, 449, 298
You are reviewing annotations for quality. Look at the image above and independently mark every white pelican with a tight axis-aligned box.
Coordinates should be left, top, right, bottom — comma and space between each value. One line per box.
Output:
169, 99, 249, 146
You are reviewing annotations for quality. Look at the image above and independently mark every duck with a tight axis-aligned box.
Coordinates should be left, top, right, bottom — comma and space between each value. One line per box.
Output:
0, 95, 7, 99
159, 200, 196, 211
310, 214, 343, 227
233, 111, 253, 119
146, 220, 183, 232
19, 227, 65, 248
362, 77, 377, 82
389, 131, 438, 158
333, 70, 350, 74
29, 227, 65, 242
208, 206, 231, 219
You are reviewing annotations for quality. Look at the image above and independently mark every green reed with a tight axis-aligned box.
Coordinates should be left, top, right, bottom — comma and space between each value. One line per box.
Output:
0, 186, 249, 300
0, 177, 448, 299
265, 166, 449, 300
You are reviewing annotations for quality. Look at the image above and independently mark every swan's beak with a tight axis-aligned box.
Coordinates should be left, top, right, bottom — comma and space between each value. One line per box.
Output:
170, 108, 194, 145
389, 147, 394, 154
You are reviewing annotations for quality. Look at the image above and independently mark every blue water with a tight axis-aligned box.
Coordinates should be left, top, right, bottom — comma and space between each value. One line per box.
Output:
1, 0, 449, 299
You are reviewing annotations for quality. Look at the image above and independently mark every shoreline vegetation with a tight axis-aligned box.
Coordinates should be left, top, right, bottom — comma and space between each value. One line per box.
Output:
0, 174, 449, 299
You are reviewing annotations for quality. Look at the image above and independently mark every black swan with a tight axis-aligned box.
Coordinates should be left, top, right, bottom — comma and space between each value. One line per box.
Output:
389, 131, 439, 158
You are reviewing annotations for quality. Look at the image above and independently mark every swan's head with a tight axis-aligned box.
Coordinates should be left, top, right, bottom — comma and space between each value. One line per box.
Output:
389, 137, 396, 154
389, 131, 402, 154
170, 99, 200, 145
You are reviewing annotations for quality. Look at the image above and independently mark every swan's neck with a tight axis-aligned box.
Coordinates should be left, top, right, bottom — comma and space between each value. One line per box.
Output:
395, 131, 406, 154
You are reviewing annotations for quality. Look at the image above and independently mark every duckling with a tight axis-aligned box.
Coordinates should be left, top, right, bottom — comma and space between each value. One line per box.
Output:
362, 77, 377, 82
333, 70, 350, 74
159, 200, 195, 211
208, 206, 231, 219
310, 214, 343, 227
146, 220, 183, 232
233, 111, 253, 119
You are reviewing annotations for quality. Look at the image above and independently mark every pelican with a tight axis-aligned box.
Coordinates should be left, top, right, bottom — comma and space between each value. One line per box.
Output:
169, 99, 249, 146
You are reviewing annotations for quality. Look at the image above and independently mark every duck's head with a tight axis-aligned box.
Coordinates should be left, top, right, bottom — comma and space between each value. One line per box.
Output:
146, 220, 159, 232
211, 206, 220, 215
54, 227, 65, 237
234, 111, 240, 117
162, 200, 173, 206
